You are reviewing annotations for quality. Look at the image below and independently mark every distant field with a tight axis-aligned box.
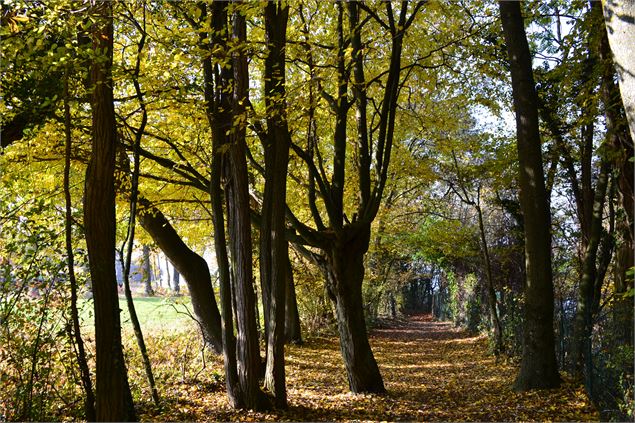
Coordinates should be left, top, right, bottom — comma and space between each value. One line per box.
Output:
79, 296, 197, 334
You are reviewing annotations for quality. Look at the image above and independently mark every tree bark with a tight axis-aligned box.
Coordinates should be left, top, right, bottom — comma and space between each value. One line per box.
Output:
322, 224, 385, 394
284, 254, 302, 344
64, 66, 96, 422
142, 245, 154, 297
598, 0, 634, 347
84, 1, 136, 419
260, 1, 291, 407
498, 0, 561, 391
138, 199, 223, 353
602, 0, 635, 139
200, 0, 243, 408
173, 270, 181, 294
227, 5, 268, 409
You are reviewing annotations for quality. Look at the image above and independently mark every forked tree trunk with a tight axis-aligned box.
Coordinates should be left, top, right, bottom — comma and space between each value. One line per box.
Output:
323, 224, 385, 394
84, 1, 136, 419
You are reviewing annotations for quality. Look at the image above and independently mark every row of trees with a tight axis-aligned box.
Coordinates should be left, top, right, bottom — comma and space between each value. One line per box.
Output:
1, 0, 633, 421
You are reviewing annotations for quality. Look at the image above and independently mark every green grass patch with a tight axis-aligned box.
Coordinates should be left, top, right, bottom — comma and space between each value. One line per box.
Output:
80, 296, 197, 334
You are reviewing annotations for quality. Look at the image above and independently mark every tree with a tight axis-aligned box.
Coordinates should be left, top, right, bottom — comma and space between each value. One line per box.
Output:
498, 0, 560, 390
259, 0, 291, 407
282, 0, 424, 394
83, 0, 136, 419
142, 245, 154, 297
602, 0, 635, 139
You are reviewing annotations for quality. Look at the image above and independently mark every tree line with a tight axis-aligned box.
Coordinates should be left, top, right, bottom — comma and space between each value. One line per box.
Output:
1, 0, 633, 421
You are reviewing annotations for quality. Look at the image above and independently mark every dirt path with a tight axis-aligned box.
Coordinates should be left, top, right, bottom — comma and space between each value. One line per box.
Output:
139, 313, 598, 421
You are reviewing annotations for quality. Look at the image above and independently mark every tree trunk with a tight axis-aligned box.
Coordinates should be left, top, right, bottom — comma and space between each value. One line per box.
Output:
64, 66, 96, 422
476, 201, 504, 356
260, 1, 291, 407
199, 0, 244, 408
284, 254, 302, 344
164, 256, 171, 289
571, 159, 609, 382
602, 0, 635, 139
138, 199, 222, 353
498, 0, 560, 391
224, 3, 267, 410
84, 1, 136, 419
173, 270, 181, 294
613, 236, 634, 346
142, 245, 154, 297
597, 0, 635, 347
323, 224, 385, 394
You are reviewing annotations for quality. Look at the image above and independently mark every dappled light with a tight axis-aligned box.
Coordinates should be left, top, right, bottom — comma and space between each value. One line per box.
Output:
124, 314, 598, 422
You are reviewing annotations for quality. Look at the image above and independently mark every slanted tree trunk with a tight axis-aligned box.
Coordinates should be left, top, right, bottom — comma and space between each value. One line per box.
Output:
84, 1, 136, 419
498, 0, 560, 391
138, 199, 222, 353
322, 224, 385, 394
284, 255, 302, 344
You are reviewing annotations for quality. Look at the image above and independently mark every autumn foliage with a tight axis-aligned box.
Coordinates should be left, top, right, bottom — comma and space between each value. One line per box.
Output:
124, 314, 597, 422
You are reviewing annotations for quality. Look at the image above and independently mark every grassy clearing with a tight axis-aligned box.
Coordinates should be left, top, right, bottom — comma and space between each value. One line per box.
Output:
79, 295, 198, 335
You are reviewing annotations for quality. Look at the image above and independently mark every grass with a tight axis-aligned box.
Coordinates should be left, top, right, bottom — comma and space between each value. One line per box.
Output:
79, 295, 198, 334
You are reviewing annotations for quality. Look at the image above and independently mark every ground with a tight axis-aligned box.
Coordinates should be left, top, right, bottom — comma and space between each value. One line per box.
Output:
116, 304, 598, 422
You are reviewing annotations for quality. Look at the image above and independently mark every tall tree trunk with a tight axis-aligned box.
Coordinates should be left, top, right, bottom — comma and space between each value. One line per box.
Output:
142, 245, 154, 297
322, 224, 385, 394
260, 1, 290, 407
200, 0, 243, 407
138, 199, 223, 353
64, 66, 96, 422
598, 0, 635, 347
498, 0, 560, 391
84, 1, 136, 419
284, 254, 302, 344
227, 4, 267, 409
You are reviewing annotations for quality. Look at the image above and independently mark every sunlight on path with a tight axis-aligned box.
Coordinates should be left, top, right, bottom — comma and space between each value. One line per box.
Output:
138, 314, 598, 421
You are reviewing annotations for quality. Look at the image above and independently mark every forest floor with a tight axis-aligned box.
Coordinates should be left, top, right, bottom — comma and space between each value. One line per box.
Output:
131, 313, 598, 422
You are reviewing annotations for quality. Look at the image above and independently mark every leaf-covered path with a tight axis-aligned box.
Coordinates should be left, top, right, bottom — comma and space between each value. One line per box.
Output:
139, 314, 597, 421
